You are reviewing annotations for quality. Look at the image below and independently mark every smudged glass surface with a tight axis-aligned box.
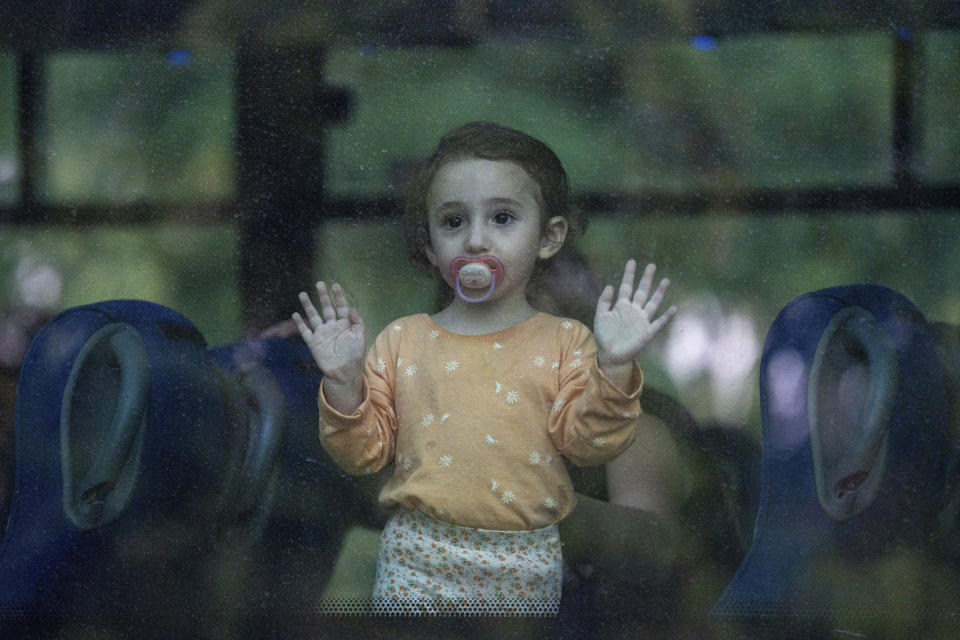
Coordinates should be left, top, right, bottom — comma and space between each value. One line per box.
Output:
1, 4, 959, 638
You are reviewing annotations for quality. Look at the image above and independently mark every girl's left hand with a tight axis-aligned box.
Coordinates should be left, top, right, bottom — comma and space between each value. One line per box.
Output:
594, 260, 677, 368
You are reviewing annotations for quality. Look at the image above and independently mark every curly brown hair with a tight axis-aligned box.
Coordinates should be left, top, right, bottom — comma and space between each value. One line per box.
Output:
403, 122, 586, 275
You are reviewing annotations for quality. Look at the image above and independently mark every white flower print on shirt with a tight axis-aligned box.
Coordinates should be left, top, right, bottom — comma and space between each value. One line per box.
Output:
544, 497, 556, 510
500, 490, 516, 504
505, 390, 520, 404
493, 342, 503, 350
445, 360, 459, 372
528, 451, 542, 465
560, 320, 572, 329
441, 413, 451, 423
573, 349, 582, 357
569, 357, 583, 368
430, 329, 440, 339
545, 455, 553, 464
404, 363, 418, 376
321, 424, 335, 436
375, 357, 386, 372
421, 413, 434, 427
439, 455, 453, 467
494, 381, 503, 395
485, 434, 498, 445
592, 437, 605, 448
393, 324, 402, 332
532, 355, 545, 367
551, 361, 560, 370
490, 479, 499, 492
552, 398, 566, 413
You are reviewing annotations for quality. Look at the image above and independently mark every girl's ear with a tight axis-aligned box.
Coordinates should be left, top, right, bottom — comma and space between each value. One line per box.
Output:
418, 224, 438, 267
424, 244, 438, 267
539, 216, 568, 259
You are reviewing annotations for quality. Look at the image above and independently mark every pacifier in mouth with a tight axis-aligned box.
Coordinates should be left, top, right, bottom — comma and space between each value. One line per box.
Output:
450, 256, 505, 303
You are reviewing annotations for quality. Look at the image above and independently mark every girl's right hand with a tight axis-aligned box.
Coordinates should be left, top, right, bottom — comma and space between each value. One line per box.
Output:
293, 281, 366, 385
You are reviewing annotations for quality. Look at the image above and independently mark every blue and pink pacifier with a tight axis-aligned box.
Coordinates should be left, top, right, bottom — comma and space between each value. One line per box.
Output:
450, 255, 505, 303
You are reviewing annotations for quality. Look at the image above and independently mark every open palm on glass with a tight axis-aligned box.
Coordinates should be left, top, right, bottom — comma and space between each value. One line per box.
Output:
293, 281, 366, 383
594, 261, 677, 367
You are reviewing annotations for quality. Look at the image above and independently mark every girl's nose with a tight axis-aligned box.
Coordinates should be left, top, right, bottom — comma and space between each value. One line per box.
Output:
464, 226, 489, 254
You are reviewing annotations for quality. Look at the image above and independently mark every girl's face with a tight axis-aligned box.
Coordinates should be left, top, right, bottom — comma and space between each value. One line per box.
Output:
423, 158, 566, 304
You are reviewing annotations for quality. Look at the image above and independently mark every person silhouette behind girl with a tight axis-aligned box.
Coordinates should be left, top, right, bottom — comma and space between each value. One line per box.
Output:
293, 121, 676, 615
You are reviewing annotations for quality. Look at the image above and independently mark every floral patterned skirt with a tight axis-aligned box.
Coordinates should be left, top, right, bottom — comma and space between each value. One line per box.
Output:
370, 508, 562, 616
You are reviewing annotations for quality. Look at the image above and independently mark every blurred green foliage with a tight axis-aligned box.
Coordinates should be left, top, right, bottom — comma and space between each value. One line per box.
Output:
41, 50, 234, 204
0, 55, 15, 204
923, 30, 960, 182
0, 225, 238, 345
324, 33, 894, 196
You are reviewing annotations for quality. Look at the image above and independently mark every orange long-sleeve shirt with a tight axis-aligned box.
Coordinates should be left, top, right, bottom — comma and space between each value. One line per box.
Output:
318, 313, 643, 530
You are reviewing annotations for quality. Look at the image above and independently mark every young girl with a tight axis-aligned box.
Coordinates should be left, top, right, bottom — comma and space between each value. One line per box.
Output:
293, 122, 676, 615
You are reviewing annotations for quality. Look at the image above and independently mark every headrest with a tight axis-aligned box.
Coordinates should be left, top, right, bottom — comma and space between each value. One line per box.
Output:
713, 285, 950, 620
2, 300, 355, 626
1, 300, 227, 616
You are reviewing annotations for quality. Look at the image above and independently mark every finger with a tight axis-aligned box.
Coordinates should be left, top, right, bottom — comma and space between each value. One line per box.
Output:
596, 284, 615, 315
644, 278, 671, 314
332, 283, 351, 319
633, 263, 656, 305
647, 305, 678, 337
348, 307, 365, 332
298, 291, 322, 328
291, 312, 312, 340
316, 281, 337, 322
617, 259, 637, 301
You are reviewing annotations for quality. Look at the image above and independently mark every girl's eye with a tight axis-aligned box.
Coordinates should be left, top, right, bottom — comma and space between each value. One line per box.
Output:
443, 215, 464, 229
493, 211, 514, 225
